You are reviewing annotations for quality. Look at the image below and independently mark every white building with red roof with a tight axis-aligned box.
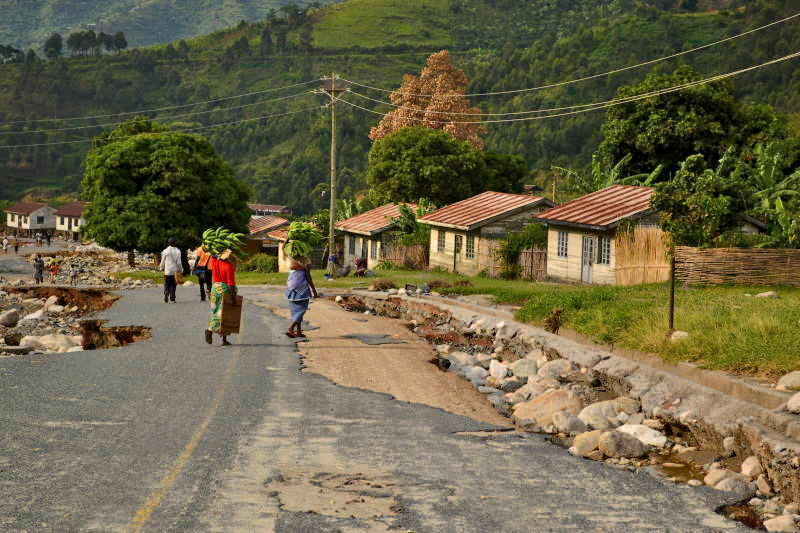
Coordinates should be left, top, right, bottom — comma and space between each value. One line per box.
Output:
55, 201, 89, 240
419, 191, 553, 275
532, 184, 657, 284
4, 201, 57, 237
335, 203, 416, 269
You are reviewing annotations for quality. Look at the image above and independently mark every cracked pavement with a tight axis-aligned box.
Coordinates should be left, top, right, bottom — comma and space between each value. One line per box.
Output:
0, 286, 749, 532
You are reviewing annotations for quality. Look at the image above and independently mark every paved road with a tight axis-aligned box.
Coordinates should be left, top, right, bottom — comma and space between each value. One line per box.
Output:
0, 286, 747, 532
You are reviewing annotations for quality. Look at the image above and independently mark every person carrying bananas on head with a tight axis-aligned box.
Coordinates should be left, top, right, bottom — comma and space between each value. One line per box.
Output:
202, 227, 244, 347
283, 222, 321, 338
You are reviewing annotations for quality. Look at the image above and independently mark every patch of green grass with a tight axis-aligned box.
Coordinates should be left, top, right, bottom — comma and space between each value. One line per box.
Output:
312, 0, 453, 49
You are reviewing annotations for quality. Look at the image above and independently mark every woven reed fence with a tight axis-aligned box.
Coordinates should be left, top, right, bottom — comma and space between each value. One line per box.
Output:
381, 243, 428, 270
675, 246, 800, 287
614, 226, 671, 286
478, 240, 547, 280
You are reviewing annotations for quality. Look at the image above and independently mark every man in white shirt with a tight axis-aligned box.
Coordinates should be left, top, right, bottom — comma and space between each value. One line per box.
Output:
159, 238, 183, 303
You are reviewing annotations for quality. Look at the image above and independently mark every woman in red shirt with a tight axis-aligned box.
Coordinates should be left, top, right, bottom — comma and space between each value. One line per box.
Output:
205, 249, 237, 346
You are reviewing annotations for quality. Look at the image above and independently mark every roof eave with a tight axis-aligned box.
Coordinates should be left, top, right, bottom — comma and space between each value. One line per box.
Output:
535, 208, 656, 232
420, 198, 552, 231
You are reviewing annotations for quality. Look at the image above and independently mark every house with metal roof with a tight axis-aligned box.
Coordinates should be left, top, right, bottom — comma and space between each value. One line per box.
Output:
335, 203, 416, 270
55, 202, 89, 241
248, 203, 290, 217
248, 215, 290, 239
532, 184, 657, 284
4, 202, 57, 237
418, 191, 554, 276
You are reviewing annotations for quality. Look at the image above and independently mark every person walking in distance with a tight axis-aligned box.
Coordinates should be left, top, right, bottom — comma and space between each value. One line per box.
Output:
33, 255, 44, 285
193, 246, 213, 301
159, 238, 182, 303
2, 237, 7, 254
206, 248, 237, 346
13, 238, 19, 254
285, 256, 318, 338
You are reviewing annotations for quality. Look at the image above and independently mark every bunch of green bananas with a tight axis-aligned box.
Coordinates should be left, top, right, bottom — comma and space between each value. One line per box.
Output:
202, 227, 246, 257
284, 222, 323, 260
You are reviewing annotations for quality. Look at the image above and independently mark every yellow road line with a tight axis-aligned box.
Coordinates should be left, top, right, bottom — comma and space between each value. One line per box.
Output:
128, 301, 246, 533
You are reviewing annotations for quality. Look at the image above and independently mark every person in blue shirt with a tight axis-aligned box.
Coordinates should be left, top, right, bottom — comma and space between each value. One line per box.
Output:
285, 257, 318, 338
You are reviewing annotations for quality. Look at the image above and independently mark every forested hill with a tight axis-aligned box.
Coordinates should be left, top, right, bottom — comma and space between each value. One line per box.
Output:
1, 0, 799, 213
0, 0, 322, 50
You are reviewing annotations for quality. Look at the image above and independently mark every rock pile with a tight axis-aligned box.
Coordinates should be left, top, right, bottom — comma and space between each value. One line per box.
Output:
0, 292, 85, 355
16, 249, 157, 290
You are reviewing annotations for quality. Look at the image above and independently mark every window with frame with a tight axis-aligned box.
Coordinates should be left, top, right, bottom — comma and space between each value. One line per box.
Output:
370, 239, 377, 260
60, 217, 65, 225
348, 235, 356, 255
361, 237, 368, 259
465, 233, 475, 259
437, 230, 445, 252
557, 231, 568, 258
597, 236, 611, 265
36, 216, 44, 224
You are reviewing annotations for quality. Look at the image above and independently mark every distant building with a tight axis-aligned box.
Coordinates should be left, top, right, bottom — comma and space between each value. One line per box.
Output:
4, 202, 57, 237
248, 203, 290, 218
54, 202, 89, 241
533, 185, 657, 285
335, 203, 416, 270
419, 191, 553, 276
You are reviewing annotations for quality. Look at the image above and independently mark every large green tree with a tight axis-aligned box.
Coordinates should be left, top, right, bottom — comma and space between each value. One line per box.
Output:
597, 65, 788, 176
365, 127, 524, 206
82, 118, 251, 264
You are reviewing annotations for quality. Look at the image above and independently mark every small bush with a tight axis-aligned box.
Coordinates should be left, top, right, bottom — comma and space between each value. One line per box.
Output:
239, 253, 278, 273
454, 279, 472, 287
372, 278, 397, 290
427, 279, 451, 289
375, 260, 396, 270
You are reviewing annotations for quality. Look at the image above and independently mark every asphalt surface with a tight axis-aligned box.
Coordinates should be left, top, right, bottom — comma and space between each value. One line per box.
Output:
0, 286, 749, 532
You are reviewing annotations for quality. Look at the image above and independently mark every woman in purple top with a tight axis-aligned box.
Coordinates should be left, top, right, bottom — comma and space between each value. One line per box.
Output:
285, 257, 318, 338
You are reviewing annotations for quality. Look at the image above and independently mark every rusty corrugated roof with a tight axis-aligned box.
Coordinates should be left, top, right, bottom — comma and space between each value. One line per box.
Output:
248, 215, 289, 235
54, 202, 89, 217
266, 229, 289, 241
335, 203, 416, 235
418, 191, 552, 231
533, 185, 654, 230
4, 201, 51, 215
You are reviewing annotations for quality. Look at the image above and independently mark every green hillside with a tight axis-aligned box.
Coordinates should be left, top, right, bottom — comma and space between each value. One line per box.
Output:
1, 0, 799, 213
0, 0, 321, 50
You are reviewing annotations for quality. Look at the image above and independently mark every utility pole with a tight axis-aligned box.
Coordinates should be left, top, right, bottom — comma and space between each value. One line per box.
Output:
320, 73, 347, 276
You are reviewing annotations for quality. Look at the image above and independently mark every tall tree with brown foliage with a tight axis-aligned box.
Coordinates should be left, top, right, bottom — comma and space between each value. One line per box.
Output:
368, 50, 486, 150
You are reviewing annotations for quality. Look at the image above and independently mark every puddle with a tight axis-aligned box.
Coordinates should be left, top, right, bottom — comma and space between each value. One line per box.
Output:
342, 334, 406, 346
263, 470, 399, 519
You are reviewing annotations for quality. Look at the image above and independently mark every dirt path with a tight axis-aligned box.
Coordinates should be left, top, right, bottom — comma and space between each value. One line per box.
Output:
261, 296, 512, 428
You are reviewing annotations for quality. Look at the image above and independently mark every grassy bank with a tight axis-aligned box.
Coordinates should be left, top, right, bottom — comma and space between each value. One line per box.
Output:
114, 269, 800, 376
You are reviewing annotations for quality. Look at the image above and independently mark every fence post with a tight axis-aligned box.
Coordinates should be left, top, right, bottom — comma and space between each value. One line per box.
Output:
668, 253, 676, 333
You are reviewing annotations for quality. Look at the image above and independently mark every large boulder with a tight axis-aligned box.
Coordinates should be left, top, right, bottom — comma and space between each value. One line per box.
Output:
613, 397, 640, 415
507, 359, 538, 379
704, 468, 735, 486
448, 351, 478, 368
537, 359, 574, 380
616, 424, 667, 448
552, 410, 587, 434
714, 476, 756, 500
571, 430, 604, 457
778, 371, 800, 391
19, 336, 45, 350
598, 430, 648, 458
578, 400, 619, 430
787, 392, 800, 414
512, 389, 582, 430
0, 309, 19, 327
37, 334, 78, 352
489, 360, 509, 380
763, 516, 799, 533
740, 456, 763, 480
21, 309, 46, 322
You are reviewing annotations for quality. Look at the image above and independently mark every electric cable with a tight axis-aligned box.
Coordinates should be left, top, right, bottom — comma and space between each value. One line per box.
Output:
338, 11, 800, 98
336, 50, 800, 123
0, 78, 322, 126
0, 90, 315, 135
0, 104, 324, 149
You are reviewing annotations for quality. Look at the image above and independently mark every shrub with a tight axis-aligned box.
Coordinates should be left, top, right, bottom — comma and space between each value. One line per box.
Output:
427, 279, 451, 289
239, 253, 278, 273
496, 223, 548, 278
375, 260, 396, 270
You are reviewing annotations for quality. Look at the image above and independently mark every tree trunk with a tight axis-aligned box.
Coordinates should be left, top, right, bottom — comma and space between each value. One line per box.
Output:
127, 250, 135, 267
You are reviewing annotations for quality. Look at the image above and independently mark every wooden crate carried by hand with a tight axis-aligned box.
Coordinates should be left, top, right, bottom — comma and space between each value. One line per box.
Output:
221, 294, 243, 334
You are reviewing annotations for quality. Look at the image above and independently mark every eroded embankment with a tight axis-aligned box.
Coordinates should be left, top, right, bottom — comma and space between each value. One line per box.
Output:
336, 293, 800, 529
1, 286, 150, 353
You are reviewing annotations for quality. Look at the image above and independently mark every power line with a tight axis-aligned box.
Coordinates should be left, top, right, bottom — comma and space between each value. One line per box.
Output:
337, 50, 800, 124
0, 105, 324, 149
0, 78, 322, 126
0, 90, 315, 136
338, 10, 800, 98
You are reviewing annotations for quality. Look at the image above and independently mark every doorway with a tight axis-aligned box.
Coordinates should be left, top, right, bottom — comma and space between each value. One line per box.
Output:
581, 236, 595, 283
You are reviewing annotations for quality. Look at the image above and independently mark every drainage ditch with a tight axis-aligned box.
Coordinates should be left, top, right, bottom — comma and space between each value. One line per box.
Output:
335, 293, 800, 530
